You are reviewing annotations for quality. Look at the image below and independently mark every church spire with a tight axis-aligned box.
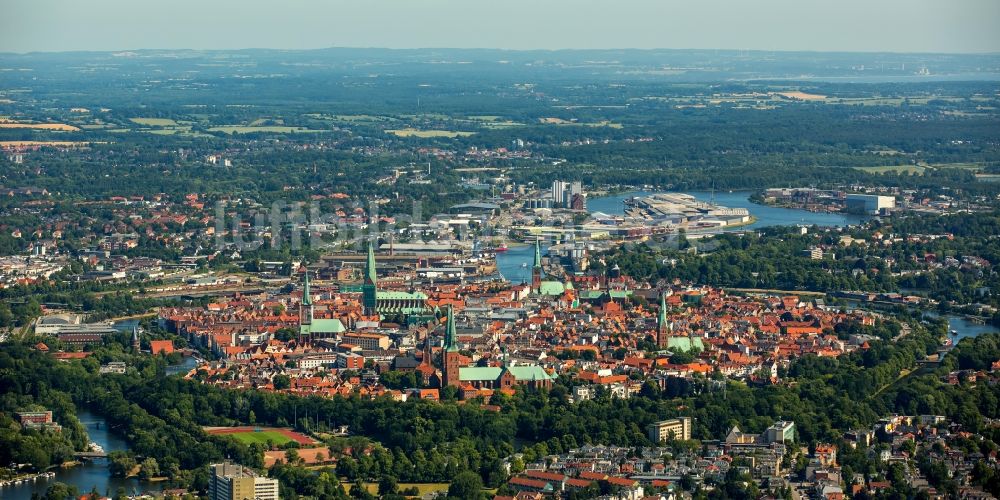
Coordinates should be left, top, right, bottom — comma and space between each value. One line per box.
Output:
444, 305, 458, 352
531, 239, 542, 292
302, 270, 312, 306
365, 241, 377, 286
131, 325, 140, 352
363, 241, 378, 317
300, 270, 314, 337
658, 292, 668, 331
657, 292, 671, 348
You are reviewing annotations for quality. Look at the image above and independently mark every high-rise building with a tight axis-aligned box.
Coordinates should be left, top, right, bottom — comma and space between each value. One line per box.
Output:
551, 180, 567, 207
209, 463, 279, 500
550, 180, 585, 208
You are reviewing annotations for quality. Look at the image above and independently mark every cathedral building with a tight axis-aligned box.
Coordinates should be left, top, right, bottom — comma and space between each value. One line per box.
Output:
438, 305, 556, 395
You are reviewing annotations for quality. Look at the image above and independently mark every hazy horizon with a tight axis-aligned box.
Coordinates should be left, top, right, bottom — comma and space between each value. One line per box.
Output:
3, 0, 1000, 55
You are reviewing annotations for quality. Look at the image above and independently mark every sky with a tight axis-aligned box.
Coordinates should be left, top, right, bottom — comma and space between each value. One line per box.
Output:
2, 0, 1000, 54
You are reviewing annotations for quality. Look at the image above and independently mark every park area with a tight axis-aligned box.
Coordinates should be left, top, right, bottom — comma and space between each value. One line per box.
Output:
204, 426, 316, 446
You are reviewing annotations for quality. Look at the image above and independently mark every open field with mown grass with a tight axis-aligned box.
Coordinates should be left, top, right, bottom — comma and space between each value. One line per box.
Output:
388, 128, 475, 138
224, 430, 294, 446
855, 163, 984, 175
343, 482, 452, 497
854, 165, 927, 175
130, 117, 178, 126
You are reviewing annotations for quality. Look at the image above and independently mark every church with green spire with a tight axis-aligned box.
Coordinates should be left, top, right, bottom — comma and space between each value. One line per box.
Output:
437, 304, 556, 392
442, 305, 462, 387
362, 242, 379, 317
360, 241, 430, 321
298, 270, 346, 339
530, 238, 576, 298
656, 292, 670, 347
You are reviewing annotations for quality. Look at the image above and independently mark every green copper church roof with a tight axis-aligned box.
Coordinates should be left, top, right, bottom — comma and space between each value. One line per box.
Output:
377, 290, 429, 300
579, 290, 633, 300
300, 318, 345, 335
459, 365, 557, 382
538, 281, 566, 296
666, 337, 704, 352
533, 239, 541, 268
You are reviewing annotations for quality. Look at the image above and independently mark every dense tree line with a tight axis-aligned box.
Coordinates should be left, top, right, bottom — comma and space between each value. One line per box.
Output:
5, 313, 998, 497
604, 212, 1000, 314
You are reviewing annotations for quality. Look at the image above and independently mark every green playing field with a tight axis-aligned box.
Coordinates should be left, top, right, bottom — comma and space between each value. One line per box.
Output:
224, 430, 294, 446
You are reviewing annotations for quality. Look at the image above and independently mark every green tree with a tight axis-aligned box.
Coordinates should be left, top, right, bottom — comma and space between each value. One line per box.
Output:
378, 474, 399, 496
139, 457, 160, 480
44, 482, 79, 500
447, 471, 485, 500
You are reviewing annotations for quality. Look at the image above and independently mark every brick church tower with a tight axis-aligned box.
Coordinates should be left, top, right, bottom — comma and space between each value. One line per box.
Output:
442, 306, 462, 388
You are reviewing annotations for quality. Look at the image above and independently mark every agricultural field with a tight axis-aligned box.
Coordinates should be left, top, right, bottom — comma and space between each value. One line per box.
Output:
0, 140, 88, 148
538, 117, 623, 128
775, 91, 827, 101
388, 128, 475, 138
130, 117, 179, 126
0, 121, 80, 131
464, 115, 524, 128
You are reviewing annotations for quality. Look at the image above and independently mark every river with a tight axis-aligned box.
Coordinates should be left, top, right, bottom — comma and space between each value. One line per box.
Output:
5, 352, 199, 499
932, 314, 999, 344
5, 410, 141, 499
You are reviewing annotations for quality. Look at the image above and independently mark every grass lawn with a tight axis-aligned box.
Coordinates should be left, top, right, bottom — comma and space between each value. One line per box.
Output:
130, 117, 178, 126
388, 128, 475, 138
225, 430, 294, 446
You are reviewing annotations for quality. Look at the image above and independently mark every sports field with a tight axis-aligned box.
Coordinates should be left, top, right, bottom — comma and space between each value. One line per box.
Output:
226, 430, 294, 445
204, 426, 316, 445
